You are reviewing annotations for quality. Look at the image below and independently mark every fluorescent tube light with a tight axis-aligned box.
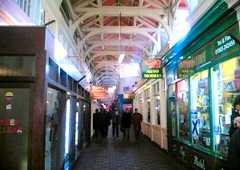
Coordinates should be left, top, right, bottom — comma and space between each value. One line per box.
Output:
118, 54, 125, 64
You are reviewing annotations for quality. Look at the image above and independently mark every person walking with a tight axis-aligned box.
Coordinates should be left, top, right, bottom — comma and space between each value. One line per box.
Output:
229, 96, 240, 137
132, 108, 143, 140
227, 116, 240, 170
112, 108, 120, 138
99, 108, 105, 138
121, 109, 132, 140
103, 109, 111, 138
93, 109, 100, 138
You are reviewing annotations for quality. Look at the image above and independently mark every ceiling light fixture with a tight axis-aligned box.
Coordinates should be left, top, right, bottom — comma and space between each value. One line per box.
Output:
118, 53, 125, 63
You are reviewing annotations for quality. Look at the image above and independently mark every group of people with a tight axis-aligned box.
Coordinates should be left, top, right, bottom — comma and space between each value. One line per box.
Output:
93, 108, 112, 138
93, 107, 142, 141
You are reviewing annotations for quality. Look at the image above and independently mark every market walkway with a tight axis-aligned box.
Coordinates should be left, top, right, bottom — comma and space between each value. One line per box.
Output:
72, 133, 188, 170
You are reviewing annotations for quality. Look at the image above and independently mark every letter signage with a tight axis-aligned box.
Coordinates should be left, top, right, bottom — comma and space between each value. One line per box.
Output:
215, 35, 236, 56
141, 59, 162, 79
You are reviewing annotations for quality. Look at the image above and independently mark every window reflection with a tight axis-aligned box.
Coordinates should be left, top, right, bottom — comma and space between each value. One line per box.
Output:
211, 57, 240, 156
191, 70, 211, 148
176, 80, 190, 141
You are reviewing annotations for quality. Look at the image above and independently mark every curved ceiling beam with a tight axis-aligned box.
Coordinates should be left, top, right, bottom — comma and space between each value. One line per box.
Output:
81, 26, 158, 32
95, 74, 119, 81
94, 66, 118, 75
98, 78, 117, 83
86, 43, 151, 57
83, 27, 158, 46
89, 51, 143, 63
86, 40, 147, 45
96, 76, 119, 83
71, 6, 169, 33
96, 73, 119, 80
94, 65, 118, 73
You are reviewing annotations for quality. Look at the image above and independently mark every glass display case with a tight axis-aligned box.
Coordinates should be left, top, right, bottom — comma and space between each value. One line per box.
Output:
190, 70, 211, 148
176, 80, 190, 141
211, 57, 240, 156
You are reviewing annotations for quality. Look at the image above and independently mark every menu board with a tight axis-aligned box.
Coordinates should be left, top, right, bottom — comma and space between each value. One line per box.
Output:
0, 88, 30, 170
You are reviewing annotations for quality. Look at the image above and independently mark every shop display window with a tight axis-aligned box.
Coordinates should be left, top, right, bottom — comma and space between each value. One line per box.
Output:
153, 82, 160, 125
168, 84, 177, 137
190, 70, 211, 148
211, 57, 240, 156
176, 80, 190, 141
139, 93, 144, 114
155, 98, 161, 125
45, 88, 62, 170
144, 89, 151, 123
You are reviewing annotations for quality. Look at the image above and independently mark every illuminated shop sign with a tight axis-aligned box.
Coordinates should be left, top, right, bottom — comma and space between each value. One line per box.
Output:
90, 86, 108, 99
141, 59, 162, 79
177, 50, 206, 78
215, 35, 236, 55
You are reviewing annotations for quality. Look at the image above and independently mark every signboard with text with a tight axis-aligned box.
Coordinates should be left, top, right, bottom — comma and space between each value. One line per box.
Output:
141, 59, 162, 79
90, 86, 108, 99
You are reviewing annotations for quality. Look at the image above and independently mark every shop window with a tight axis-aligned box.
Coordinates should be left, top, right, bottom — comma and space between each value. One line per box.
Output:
67, 76, 73, 90
60, 69, 67, 87
15, 0, 31, 16
211, 57, 240, 156
153, 82, 160, 125
144, 89, 151, 123
147, 101, 151, 123
191, 70, 211, 148
139, 93, 144, 114
155, 98, 161, 125
48, 58, 58, 81
45, 88, 62, 170
176, 80, 190, 141
168, 84, 177, 137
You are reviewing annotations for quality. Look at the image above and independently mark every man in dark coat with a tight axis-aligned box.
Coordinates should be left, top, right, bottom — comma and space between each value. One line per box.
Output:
132, 108, 143, 139
104, 110, 112, 138
93, 109, 100, 138
228, 117, 240, 170
121, 109, 132, 140
112, 108, 120, 138
229, 96, 240, 137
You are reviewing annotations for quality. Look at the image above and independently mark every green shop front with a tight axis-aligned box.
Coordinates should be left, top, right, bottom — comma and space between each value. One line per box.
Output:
165, 6, 240, 170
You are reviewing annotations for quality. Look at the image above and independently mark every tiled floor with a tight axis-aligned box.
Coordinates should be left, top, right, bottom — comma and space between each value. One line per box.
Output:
72, 130, 188, 170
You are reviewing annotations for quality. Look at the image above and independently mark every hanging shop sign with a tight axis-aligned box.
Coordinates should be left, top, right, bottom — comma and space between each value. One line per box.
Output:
141, 59, 162, 79
177, 50, 206, 78
90, 86, 108, 99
